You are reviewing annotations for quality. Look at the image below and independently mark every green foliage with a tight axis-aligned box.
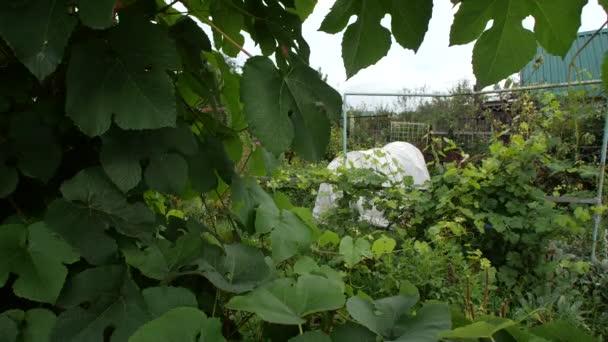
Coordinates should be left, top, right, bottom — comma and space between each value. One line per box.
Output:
0, 0, 604, 340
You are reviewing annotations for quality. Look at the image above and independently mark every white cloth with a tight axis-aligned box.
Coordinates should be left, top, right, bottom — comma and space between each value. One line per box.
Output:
312, 142, 430, 227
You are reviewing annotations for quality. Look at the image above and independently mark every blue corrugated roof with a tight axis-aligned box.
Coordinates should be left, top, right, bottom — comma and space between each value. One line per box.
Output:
520, 29, 608, 89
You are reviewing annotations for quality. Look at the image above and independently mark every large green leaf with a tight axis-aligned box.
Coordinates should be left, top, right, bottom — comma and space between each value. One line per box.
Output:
9, 109, 62, 181
66, 15, 180, 136
78, 0, 116, 29
528, 0, 586, 56
231, 176, 275, 231
341, 1, 391, 79
439, 317, 518, 339
53, 266, 197, 342
45, 168, 155, 265
0, 0, 77, 80
347, 296, 450, 341
346, 296, 418, 337
197, 243, 271, 293
339, 236, 372, 267
0, 222, 79, 304
0, 164, 18, 198
129, 307, 225, 342
241, 56, 341, 160
389, 0, 433, 53
256, 205, 313, 263
0, 309, 57, 342
529, 320, 596, 342
451, 0, 585, 87
100, 124, 198, 192
169, 16, 211, 70
144, 153, 189, 194
330, 323, 377, 342
288, 331, 331, 342
226, 275, 346, 325
320, 0, 431, 78
123, 233, 204, 281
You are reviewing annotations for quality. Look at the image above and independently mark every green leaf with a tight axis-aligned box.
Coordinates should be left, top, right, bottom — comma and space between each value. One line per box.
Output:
197, 243, 271, 293
292, 0, 318, 21
0, 164, 18, 198
78, 0, 116, 29
330, 323, 377, 342
0, 314, 18, 342
530, 320, 596, 342
371, 235, 397, 258
54, 266, 197, 342
318, 230, 340, 247
389, 0, 433, 52
391, 303, 451, 341
346, 296, 418, 337
293, 256, 345, 292
341, 1, 391, 78
226, 275, 346, 325
241, 56, 342, 160
439, 317, 518, 339
129, 307, 225, 342
10, 109, 62, 181
206, 52, 246, 131
255, 205, 313, 263
21, 309, 57, 342
208, 0, 245, 57
66, 15, 179, 136
288, 331, 331, 342
145, 153, 188, 194
339, 236, 371, 267
0, 0, 77, 80
45, 168, 155, 265
528, 0, 586, 56
450, 0, 496, 45
472, 1, 536, 87
319, 0, 359, 34
231, 176, 275, 231
0, 222, 79, 304
170, 16, 211, 70
122, 233, 203, 280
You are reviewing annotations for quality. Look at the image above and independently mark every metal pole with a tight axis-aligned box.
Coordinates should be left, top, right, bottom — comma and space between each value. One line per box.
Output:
343, 79, 602, 98
342, 94, 348, 158
591, 99, 608, 263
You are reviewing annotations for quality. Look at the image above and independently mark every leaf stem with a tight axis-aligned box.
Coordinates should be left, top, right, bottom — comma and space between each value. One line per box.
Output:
199, 16, 253, 58
298, 324, 303, 335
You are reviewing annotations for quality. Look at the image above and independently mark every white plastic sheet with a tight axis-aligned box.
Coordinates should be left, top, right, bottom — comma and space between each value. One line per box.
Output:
312, 142, 430, 227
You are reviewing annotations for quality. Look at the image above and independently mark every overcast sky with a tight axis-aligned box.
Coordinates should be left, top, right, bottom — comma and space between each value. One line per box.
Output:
231, 0, 607, 96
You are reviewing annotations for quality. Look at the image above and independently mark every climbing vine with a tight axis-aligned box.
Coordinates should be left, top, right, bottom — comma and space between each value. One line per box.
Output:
0, 0, 605, 341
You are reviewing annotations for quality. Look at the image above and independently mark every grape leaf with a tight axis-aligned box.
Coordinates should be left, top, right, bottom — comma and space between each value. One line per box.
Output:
0, 222, 79, 304
255, 205, 313, 263
10, 109, 62, 182
320, 0, 432, 78
128, 307, 225, 342
339, 236, 372, 267
0, 164, 18, 198
170, 16, 211, 70
241, 56, 341, 160
330, 323, 377, 342
53, 266, 198, 342
292, 0, 318, 21
226, 275, 346, 325
1, 309, 57, 342
341, 1, 391, 79
288, 331, 331, 342
122, 233, 204, 281
78, 0, 116, 29
528, 0, 586, 57
45, 168, 155, 265
231, 176, 275, 231
197, 243, 271, 293
66, 15, 180, 136
101, 124, 198, 192
371, 236, 397, 258
0, 0, 77, 80
451, 0, 585, 87
0, 315, 18, 342
144, 153, 189, 194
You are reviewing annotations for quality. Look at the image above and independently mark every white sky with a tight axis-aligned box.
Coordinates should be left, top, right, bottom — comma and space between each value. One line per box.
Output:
230, 0, 607, 95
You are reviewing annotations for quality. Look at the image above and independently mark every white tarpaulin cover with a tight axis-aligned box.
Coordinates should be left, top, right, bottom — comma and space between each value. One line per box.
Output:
313, 142, 431, 227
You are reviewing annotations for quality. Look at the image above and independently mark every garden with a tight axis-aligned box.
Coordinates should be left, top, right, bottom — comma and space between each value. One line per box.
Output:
1, 0, 608, 341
